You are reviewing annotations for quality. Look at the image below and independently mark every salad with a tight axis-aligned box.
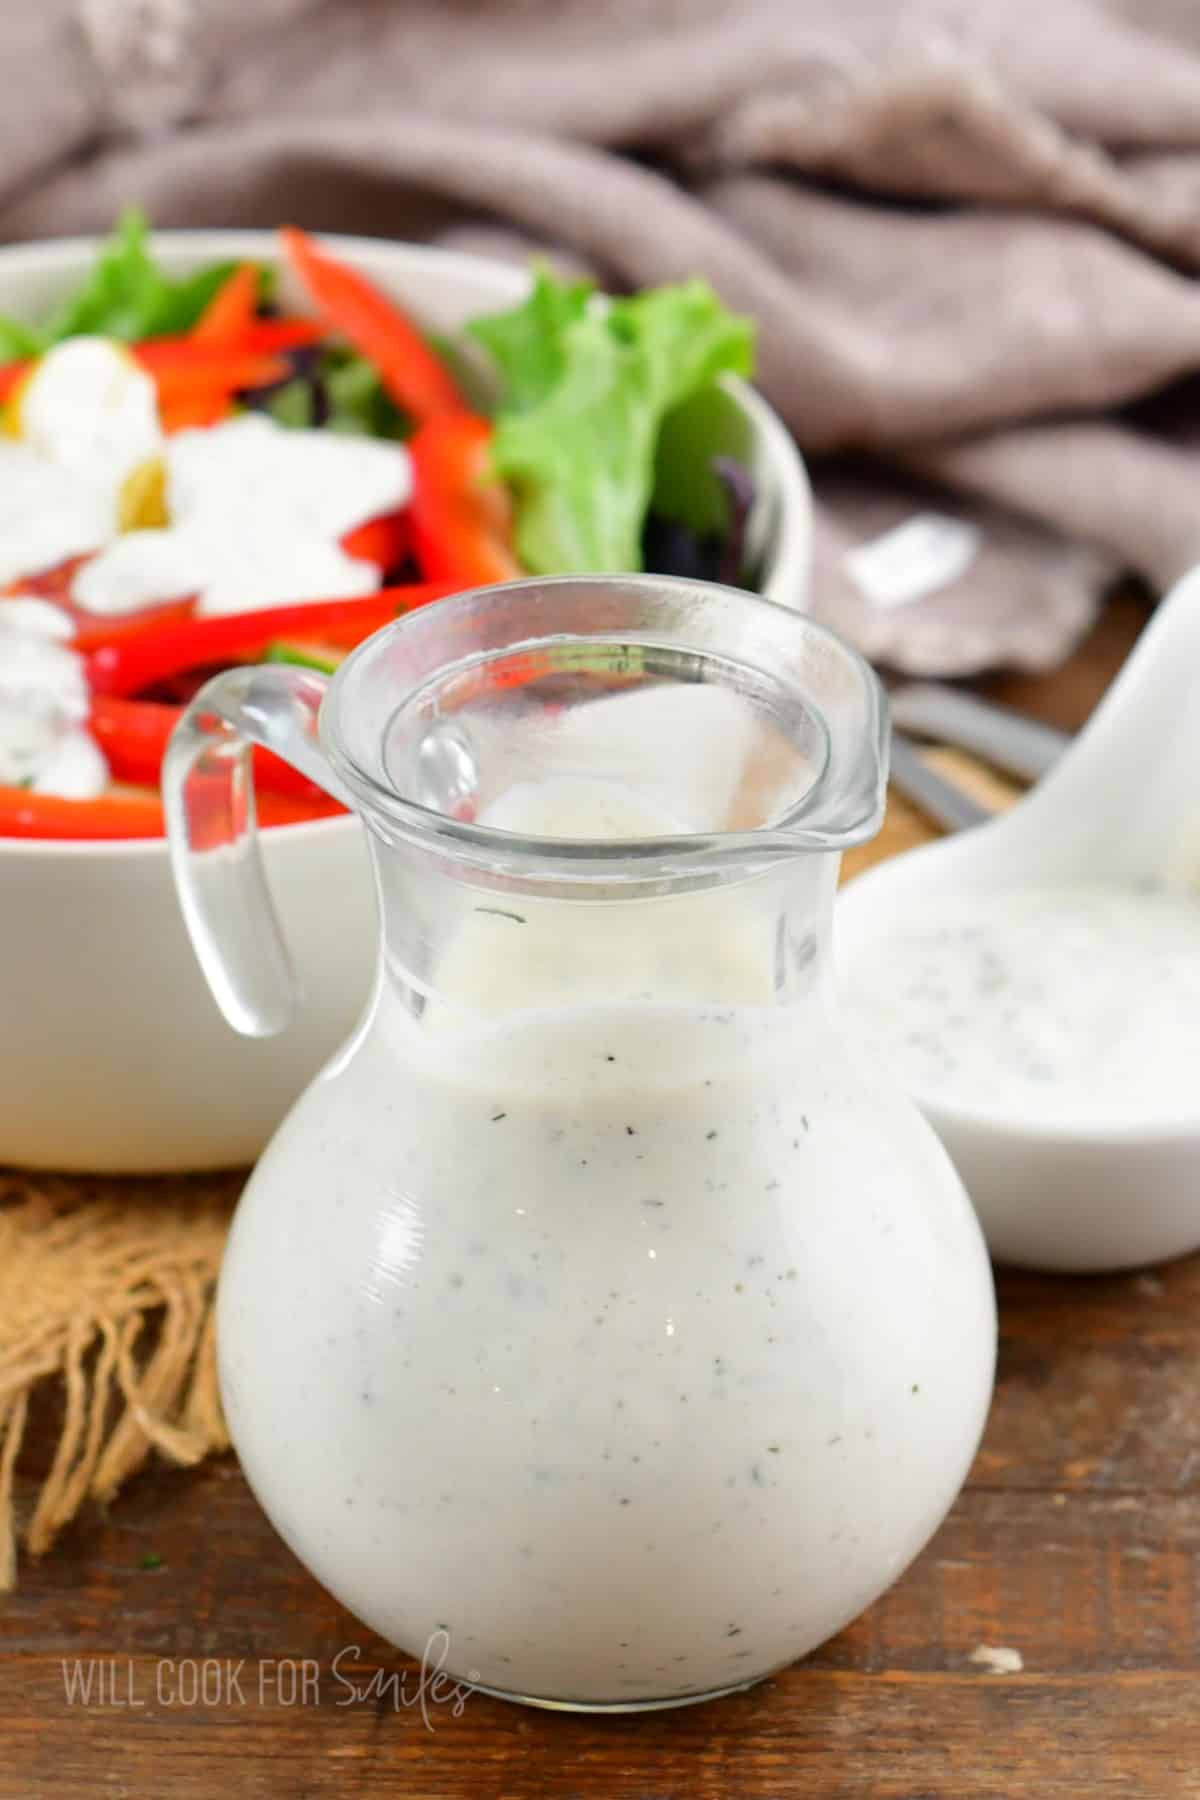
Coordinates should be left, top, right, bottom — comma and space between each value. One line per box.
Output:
0, 212, 756, 840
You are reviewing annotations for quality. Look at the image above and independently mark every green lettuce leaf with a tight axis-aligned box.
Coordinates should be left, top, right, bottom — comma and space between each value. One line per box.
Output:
467, 265, 593, 413
0, 208, 241, 354
651, 383, 754, 538
481, 275, 754, 573
0, 317, 43, 361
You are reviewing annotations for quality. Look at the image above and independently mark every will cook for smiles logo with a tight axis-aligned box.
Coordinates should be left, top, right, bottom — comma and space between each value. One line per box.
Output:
60, 1631, 477, 1731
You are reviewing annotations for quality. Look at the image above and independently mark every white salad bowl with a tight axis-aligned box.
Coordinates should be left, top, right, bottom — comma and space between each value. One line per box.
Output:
0, 229, 812, 1172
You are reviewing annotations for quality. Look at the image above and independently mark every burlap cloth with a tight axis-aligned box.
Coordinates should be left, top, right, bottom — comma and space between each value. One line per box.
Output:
0, 1170, 234, 1589
0, 750, 1017, 1590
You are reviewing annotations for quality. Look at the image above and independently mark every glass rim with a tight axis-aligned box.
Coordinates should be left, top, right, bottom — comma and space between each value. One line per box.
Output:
320, 573, 887, 874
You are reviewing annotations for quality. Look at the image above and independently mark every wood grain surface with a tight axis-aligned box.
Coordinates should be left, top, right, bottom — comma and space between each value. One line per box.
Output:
6, 587, 1190, 1800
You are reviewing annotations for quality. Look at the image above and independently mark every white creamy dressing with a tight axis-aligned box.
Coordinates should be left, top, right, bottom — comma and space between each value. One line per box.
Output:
71, 415, 410, 617
0, 340, 161, 583
219, 774, 993, 1704
18, 337, 161, 505
0, 596, 74, 639
0, 441, 114, 585
0, 618, 107, 797
73, 518, 380, 618
428, 778, 773, 1024
844, 881, 1200, 1127
29, 727, 109, 799
166, 414, 411, 541
534, 685, 763, 834
480, 774, 688, 840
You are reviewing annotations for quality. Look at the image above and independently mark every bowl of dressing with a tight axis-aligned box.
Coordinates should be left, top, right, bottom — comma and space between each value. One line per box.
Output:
0, 230, 812, 1173
837, 571, 1200, 1273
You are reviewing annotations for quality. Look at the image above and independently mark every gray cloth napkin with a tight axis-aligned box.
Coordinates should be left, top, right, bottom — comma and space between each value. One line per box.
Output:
7, 0, 1200, 672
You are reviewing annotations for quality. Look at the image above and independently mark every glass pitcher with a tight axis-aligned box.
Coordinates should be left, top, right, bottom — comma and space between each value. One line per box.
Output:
165, 575, 995, 1712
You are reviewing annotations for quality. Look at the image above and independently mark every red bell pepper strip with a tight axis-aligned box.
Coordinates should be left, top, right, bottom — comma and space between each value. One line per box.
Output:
184, 786, 348, 850
280, 227, 465, 421
86, 584, 457, 697
137, 323, 324, 365
3, 561, 196, 644
0, 782, 345, 840
88, 696, 177, 785
150, 353, 291, 400
340, 510, 410, 570
159, 392, 233, 434
257, 792, 347, 826
0, 786, 166, 840
408, 412, 521, 587
234, 319, 326, 355
89, 695, 330, 802
191, 264, 260, 342
266, 584, 450, 647
2, 554, 91, 607
72, 598, 197, 655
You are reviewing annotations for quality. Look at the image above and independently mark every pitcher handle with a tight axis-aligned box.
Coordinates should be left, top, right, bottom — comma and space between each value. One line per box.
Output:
163, 663, 355, 1039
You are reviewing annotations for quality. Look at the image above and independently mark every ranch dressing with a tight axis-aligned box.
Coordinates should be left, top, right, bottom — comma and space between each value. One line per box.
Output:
73, 518, 380, 618
17, 338, 161, 505
844, 881, 1200, 1128
218, 775, 993, 1705
74, 415, 408, 617
428, 777, 774, 1020
0, 442, 113, 585
0, 620, 107, 798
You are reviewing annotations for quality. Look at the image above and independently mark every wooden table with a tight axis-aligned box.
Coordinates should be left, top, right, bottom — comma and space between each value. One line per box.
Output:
8, 590, 1196, 1800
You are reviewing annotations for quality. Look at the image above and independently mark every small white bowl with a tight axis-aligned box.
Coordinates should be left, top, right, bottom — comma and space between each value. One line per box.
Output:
0, 230, 813, 1172
836, 568, 1200, 1273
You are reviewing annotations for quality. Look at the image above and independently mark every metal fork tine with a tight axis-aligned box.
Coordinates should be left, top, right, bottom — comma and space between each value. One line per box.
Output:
887, 731, 992, 833
888, 683, 1070, 782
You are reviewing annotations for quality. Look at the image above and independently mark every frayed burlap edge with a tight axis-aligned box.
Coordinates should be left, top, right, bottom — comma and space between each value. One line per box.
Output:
0, 1168, 240, 1589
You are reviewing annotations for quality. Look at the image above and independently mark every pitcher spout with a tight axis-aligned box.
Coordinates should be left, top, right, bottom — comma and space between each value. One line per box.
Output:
322, 574, 889, 872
